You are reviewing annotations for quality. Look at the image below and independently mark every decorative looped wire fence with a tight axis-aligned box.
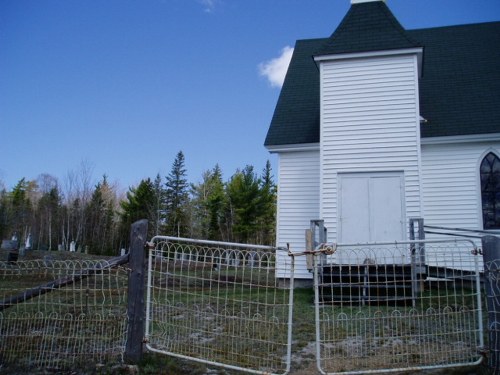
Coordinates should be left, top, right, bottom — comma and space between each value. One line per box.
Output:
2, 226, 499, 375
145, 236, 293, 375
310, 239, 484, 374
0, 258, 129, 371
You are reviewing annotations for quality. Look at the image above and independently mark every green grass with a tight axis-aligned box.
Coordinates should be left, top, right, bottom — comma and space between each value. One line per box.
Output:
0, 252, 488, 374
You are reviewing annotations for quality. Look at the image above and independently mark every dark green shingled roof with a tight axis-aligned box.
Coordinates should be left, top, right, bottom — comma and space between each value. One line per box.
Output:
314, 1, 420, 57
265, 2, 500, 147
414, 22, 500, 138
264, 38, 322, 147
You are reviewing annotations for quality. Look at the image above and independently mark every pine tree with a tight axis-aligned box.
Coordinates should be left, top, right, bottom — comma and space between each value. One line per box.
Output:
165, 151, 190, 237
9, 178, 33, 243
258, 160, 277, 245
152, 173, 165, 236
86, 176, 116, 255
207, 165, 225, 241
191, 164, 225, 240
190, 171, 211, 239
225, 165, 260, 243
120, 178, 157, 243
37, 185, 62, 250
0, 188, 8, 240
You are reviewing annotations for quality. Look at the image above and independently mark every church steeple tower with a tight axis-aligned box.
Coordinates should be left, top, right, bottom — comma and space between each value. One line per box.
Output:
314, 0, 421, 60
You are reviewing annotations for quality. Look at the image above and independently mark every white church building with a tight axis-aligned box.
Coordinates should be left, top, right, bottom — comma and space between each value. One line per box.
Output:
265, 0, 500, 278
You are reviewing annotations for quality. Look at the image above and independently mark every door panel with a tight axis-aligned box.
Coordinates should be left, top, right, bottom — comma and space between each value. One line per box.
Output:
339, 176, 370, 243
339, 173, 405, 244
370, 175, 404, 242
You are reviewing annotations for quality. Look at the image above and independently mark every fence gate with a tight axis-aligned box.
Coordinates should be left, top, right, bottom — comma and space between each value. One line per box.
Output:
144, 236, 294, 375
145, 236, 485, 374
307, 239, 485, 374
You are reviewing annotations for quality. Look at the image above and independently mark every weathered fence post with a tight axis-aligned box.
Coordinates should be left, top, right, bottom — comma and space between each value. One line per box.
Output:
125, 219, 148, 364
482, 235, 500, 373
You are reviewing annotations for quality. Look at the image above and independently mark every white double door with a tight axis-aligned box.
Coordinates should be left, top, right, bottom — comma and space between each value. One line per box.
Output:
338, 172, 406, 244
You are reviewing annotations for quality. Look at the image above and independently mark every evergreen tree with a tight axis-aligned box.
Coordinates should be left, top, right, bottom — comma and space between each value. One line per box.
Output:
86, 176, 116, 255
120, 178, 157, 243
206, 165, 225, 241
152, 173, 165, 236
191, 164, 225, 240
258, 160, 277, 245
225, 166, 260, 243
0, 188, 7, 240
9, 178, 33, 244
164, 151, 190, 237
190, 170, 211, 239
37, 185, 62, 250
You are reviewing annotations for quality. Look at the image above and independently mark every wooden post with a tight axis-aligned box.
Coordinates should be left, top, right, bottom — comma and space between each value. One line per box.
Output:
125, 219, 148, 364
482, 235, 500, 373
305, 229, 313, 271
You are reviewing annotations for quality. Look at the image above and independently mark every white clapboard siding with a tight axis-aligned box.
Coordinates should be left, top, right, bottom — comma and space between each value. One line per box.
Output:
319, 54, 422, 241
420, 142, 500, 272
276, 150, 320, 279
421, 142, 500, 230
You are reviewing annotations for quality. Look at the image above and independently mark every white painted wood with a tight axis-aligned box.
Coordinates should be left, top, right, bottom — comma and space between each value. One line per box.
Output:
338, 173, 406, 264
421, 142, 500, 230
319, 54, 422, 244
275, 150, 320, 278
370, 174, 405, 241
418, 141, 500, 272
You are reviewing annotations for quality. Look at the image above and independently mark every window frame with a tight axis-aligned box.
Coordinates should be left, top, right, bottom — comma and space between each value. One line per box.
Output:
480, 152, 500, 230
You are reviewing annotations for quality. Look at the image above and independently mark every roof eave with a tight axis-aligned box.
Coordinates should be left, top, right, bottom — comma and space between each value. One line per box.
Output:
314, 47, 424, 76
421, 133, 500, 145
265, 143, 320, 153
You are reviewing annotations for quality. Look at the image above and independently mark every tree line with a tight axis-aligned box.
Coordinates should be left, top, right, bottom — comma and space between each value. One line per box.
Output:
0, 152, 276, 255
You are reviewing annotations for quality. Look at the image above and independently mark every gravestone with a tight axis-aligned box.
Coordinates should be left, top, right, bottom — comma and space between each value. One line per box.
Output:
1, 239, 19, 263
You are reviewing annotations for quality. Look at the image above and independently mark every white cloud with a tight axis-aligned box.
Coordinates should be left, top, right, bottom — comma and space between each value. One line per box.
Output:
199, 0, 218, 13
258, 46, 294, 88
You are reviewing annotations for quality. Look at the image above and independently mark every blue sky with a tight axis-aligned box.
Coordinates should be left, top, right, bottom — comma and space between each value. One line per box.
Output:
1, 0, 499, 192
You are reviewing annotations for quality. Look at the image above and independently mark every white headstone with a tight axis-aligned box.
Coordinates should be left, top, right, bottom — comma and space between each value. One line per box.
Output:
25, 234, 31, 250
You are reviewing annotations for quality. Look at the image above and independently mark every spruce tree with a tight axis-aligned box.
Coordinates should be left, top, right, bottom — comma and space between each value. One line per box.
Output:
225, 165, 260, 243
207, 165, 224, 241
152, 173, 165, 236
191, 164, 225, 240
258, 160, 277, 245
120, 178, 156, 242
164, 151, 190, 237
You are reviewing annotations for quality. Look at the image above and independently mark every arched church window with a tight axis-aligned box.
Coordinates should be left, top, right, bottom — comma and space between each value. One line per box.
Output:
481, 152, 500, 229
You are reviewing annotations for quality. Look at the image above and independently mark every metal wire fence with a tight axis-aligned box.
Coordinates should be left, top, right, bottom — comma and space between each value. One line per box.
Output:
145, 236, 293, 375
311, 239, 484, 374
483, 239, 500, 373
0, 258, 129, 371
0, 235, 493, 375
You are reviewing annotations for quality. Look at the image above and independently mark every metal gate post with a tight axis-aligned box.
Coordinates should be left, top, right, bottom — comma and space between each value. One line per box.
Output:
409, 218, 426, 306
482, 235, 500, 373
